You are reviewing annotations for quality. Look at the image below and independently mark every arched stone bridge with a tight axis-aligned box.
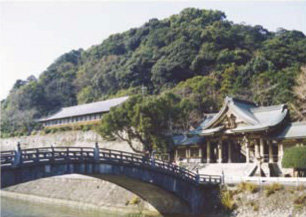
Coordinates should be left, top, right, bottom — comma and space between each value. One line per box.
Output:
1, 146, 221, 215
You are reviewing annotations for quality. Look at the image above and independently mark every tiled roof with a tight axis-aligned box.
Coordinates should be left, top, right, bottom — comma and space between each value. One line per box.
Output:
39, 96, 129, 122
273, 122, 306, 140
198, 96, 288, 134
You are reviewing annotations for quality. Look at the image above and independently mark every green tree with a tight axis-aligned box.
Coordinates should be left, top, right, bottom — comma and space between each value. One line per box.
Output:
220, 65, 237, 96
97, 95, 170, 153
291, 66, 306, 121
282, 146, 306, 177
96, 93, 196, 153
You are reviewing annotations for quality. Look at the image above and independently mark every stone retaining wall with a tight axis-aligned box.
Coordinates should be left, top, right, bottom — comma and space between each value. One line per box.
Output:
0, 130, 142, 152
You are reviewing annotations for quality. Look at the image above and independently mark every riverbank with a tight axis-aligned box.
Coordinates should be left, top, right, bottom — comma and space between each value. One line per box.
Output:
221, 183, 306, 217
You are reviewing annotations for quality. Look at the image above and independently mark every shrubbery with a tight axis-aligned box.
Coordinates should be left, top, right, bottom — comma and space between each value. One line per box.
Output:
282, 146, 306, 169
294, 195, 306, 209
126, 196, 141, 206
264, 183, 283, 197
238, 182, 259, 193
221, 189, 237, 211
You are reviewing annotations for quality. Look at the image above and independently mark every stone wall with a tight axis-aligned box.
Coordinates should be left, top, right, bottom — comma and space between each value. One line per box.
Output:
0, 130, 142, 152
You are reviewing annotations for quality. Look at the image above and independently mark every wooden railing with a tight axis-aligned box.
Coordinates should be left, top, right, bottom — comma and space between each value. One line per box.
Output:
0, 147, 221, 185
262, 154, 278, 163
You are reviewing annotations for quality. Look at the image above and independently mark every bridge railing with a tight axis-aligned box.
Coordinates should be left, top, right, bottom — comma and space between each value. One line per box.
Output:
1, 150, 15, 166
1, 146, 221, 185
199, 174, 222, 184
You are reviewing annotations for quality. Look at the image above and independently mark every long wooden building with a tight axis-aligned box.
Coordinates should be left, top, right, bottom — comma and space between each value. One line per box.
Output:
38, 96, 129, 127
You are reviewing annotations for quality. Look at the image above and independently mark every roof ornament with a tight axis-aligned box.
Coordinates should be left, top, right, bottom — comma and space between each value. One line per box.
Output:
225, 114, 237, 129
242, 136, 249, 148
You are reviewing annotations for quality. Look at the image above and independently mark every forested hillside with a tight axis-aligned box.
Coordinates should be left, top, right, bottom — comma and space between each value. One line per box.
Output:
1, 8, 306, 137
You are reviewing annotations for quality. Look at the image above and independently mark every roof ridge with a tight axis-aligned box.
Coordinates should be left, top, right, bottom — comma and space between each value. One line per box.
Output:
226, 96, 257, 107
229, 103, 260, 125
61, 96, 129, 110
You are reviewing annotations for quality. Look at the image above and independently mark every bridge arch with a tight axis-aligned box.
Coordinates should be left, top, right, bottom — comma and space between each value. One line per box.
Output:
1, 147, 221, 215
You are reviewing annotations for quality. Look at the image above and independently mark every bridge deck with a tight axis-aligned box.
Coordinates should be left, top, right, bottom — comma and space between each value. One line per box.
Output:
1, 146, 221, 185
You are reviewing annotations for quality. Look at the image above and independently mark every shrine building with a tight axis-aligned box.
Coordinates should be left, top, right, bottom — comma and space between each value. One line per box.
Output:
173, 97, 306, 168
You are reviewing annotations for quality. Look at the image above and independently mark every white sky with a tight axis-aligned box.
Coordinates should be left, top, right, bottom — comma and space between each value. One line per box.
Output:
1, 1, 306, 100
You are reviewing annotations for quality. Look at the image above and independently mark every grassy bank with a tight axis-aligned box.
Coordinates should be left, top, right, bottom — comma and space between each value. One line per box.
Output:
219, 182, 306, 217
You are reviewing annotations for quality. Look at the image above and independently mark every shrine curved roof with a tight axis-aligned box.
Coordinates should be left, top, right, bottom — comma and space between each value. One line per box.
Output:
197, 96, 289, 135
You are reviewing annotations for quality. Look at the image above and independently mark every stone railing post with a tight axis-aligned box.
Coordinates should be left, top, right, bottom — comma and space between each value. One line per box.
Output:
50, 144, 55, 162
94, 142, 100, 161
151, 150, 156, 167
195, 168, 200, 183
222, 170, 225, 185
13, 142, 22, 167
35, 149, 40, 163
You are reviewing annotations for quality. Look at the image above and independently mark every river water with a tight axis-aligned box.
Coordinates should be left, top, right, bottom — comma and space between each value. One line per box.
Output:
1, 196, 161, 217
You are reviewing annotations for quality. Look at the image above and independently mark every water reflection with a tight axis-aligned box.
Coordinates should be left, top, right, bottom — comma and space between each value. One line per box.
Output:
1, 196, 161, 217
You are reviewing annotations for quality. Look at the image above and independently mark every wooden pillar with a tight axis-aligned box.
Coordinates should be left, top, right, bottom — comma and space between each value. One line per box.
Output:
186, 148, 190, 158
199, 146, 202, 163
255, 139, 260, 160
206, 141, 211, 164
278, 143, 283, 164
268, 141, 273, 163
228, 142, 232, 163
218, 140, 223, 163
175, 149, 178, 161
245, 137, 250, 163
260, 138, 264, 159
